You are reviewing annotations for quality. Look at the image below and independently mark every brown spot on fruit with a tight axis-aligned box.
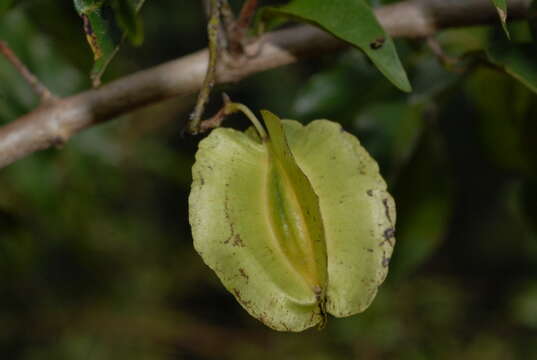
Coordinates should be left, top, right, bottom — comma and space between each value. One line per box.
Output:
239, 268, 249, 281
383, 227, 395, 240
380, 227, 395, 247
233, 288, 251, 307
232, 234, 245, 247
383, 198, 393, 223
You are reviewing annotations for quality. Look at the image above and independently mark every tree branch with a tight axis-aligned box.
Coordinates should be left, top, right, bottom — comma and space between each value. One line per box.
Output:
0, 0, 531, 169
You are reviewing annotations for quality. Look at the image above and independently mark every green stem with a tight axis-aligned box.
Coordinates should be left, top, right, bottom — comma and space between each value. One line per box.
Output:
225, 102, 267, 139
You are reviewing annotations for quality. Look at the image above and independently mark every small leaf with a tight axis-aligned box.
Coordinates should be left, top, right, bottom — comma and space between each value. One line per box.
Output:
261, 0, 411, 92
73, 0, 145, 86
189, 107, 395, 331
489, 0, 510, 38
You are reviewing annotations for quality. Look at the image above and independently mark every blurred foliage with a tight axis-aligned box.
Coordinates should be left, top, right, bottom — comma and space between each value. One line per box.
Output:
1, 0, 537, 359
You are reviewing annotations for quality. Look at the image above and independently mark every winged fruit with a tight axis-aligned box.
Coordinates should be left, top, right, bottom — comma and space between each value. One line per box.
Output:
189, 104, 396, 332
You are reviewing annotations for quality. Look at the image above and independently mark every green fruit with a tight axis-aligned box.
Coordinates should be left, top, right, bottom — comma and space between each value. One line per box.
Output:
189, 106, 395, 331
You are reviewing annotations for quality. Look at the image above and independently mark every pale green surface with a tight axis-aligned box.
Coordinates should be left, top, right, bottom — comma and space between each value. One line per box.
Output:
190, 128, 322, 332
285, 120, 395, 317
261, 110, 328, 297
190, 115, 395, 331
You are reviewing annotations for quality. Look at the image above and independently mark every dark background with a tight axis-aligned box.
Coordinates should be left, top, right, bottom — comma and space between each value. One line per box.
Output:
1, 0, 537, 359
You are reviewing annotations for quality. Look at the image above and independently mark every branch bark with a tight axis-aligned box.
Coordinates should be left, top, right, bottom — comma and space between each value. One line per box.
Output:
0, 0, 531, 169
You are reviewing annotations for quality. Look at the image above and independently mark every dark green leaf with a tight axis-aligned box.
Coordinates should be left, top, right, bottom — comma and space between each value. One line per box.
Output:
73, 0, 145, 86
489, 0, 510, 38
487, 42, 537, 94
261, 0, 411, 92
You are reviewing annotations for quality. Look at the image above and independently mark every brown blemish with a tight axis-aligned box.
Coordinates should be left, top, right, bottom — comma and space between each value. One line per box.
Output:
223, 193, 239, 245
380, 227, 395, 247
82, 14, 101, 60
382, 254, 391, 268
280, 322, 290, 331
370, 37, 386, 50
382, 198, 393, 223
232, 234, 245, 247
366, 189, 374, 197
383, 227, 395, 241
239, 268, 249, 281
233, 288, 251, 307
309, 309, 317, 323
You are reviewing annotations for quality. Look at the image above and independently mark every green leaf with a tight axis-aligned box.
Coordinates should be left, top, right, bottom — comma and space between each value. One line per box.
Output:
490, 0, 510, 38
189, 109, 395, 331
73, 0, 145, 86
487, 43, 537, 94
261, 0, 411, 92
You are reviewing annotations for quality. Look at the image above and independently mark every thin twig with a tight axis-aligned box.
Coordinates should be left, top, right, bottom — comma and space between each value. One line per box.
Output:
188, 0, 222, 134
199, 93, 232, 132
0, 40, 56, 104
